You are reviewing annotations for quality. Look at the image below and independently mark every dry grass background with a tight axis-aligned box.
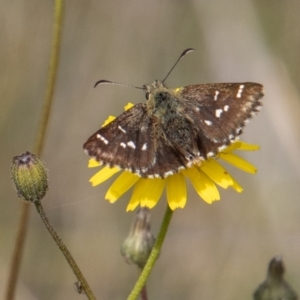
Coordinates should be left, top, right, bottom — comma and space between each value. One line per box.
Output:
1, 1, 300, 299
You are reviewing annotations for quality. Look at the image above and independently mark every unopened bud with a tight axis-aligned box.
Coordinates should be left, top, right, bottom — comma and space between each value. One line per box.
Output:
121, 207, 155, 268
11, 152, 48, 202
253, 255, 298, 300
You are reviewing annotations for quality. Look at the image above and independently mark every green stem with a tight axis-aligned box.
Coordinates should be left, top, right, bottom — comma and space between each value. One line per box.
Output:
127, 205, 173, 300
4, 202, 30, 300
34, 201, 96, 300
5, 2, 64, 299
34, 0, 64, 155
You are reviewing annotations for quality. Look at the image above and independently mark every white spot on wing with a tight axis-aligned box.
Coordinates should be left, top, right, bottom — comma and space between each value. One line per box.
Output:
120, 142, 126, 148
127, 141, 136, 149
215, 109, 223, 118
236, 84, 245, 98
214, 90, 219, 101
224, 105, 229, 111
118, 125, 126, 133
96, 134, 109, 144
142, 143, 147, 151
164, 171, 174, 177
205, 120, 212, 126
218, 145, 227, 152
207, 151, 214, 157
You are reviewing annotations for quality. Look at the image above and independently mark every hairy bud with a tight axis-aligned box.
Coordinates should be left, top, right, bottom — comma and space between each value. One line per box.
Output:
121, 207, 155, 268
11, 152, 48, 202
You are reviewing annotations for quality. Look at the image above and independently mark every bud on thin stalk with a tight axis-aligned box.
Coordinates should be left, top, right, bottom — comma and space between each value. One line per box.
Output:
121, 207, 156, 269
11, 152, 48, 202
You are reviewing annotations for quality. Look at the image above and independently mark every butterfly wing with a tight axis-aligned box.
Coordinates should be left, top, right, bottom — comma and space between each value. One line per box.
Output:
84, 103, 153, 174
83, 103, 190, 178
143, 136, 190, 178
178, 82, 263, 157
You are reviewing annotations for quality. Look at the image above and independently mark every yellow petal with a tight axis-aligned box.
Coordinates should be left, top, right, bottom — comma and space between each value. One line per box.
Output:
200, 159, 233, 189
100, 103, 134, 128
126, 195, 140, 212
101, 115, 116, 127
219, 153, 257, 174
230, 176, 243, 193
124, 103, 134, 110
105, 172, 139, 203
222, 141, 241, 153
166, 173, 187, 210
88, 158, 102, 168
89, 166, 120, 186
182, 167, 220, 204
236, 141, 260, 151
127, 178, 165, 211
172, 87, 184, 94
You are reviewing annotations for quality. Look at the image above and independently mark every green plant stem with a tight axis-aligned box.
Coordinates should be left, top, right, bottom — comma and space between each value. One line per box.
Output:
34, 201, 96, 299
5, 1, 64, 299
127, 205, 174, 300
4, 202, 30, 300
34, 0, 64, 156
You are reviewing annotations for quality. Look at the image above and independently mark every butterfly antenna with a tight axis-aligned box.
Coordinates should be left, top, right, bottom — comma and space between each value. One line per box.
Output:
94, 79, 143, 90
162, 48, 195, 83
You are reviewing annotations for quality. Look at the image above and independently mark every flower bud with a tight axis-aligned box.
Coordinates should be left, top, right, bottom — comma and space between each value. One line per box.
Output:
11, 151, 48, 202
253, 255, 298, 300
121, 207, 155, 268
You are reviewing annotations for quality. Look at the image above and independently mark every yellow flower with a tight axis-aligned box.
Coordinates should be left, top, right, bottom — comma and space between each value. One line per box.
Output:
87, 103, 259, 211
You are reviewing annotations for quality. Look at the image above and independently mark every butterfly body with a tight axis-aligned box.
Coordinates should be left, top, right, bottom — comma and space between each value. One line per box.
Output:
84, 79, 263, 178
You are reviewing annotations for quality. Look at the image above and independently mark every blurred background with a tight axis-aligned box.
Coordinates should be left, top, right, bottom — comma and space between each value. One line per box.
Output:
1, 1, 300, 299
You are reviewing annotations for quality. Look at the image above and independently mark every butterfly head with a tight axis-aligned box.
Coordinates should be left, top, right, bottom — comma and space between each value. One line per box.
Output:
142, 80, 178, 117
143, 80, 167, 100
